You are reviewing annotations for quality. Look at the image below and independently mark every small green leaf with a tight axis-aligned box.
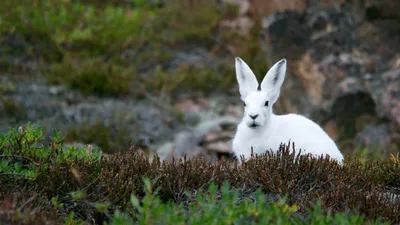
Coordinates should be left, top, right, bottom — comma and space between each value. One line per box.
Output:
95, 202, 110, 213
71, 191, 84, 200
130, 195, 140, 209
51, 196, 59, 207
65, 211, 75, 225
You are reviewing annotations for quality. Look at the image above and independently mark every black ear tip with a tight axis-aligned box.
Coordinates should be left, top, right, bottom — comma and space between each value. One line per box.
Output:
235, 57, 242, 62
279, 58, 287, 64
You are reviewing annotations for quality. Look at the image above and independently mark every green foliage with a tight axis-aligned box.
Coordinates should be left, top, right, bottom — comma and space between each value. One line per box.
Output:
46, 54, 135, 96
0, 122, 102, 180
95, 202, 111, 213
51, 196, 65, 209
66, 121, 131, 153
65, 211, 85, 225
0, 0, 252, 97
0, 157, 37, 179
0, 0, 229, 96
0, 97, 26, 121
353, 145, 391, 162
2, 124, 399, 224
71, 191, 84, 200
146, 62, 236, 96
110, 179, 387, 225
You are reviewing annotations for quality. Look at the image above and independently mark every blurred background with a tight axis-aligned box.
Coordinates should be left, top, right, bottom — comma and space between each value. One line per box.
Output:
0, 0, 399, 161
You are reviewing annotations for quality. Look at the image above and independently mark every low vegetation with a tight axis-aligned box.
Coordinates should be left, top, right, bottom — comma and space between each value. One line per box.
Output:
0, 0, 267, 98
1, 123, 399, 224
0, 0, 283, 151
1, 1, 399, 224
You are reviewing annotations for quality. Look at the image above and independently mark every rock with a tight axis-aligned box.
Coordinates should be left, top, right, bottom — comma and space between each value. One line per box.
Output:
203, 131, 233, 143
174, 99, 200, 111
296, 52, 325, 107
251, 0, 308, 22
156, 131, 219, 162
323, 120, 339, 141
183, 111, 201, 125
330, 68, 399, 137
261, 11, 310, 61
195, 116, 238, 138
174, 99, 201, 125
219, 0, 254, 35
366, 69, 400, 125
364, 0, 400, 21
173, 131, 202, 158
258, 3, 400, 155
355, 124, 392, 150
155, 96, 241, 162
0, 77, 181, 153
330, 90, 377, 140
220, 16, 254, 36
156, 142, 175, 161
355, 114, 379, 133
389, 55, 400, 69
206, 141, 231, 153
203, 132, 220, 143
382, 82, 400, 125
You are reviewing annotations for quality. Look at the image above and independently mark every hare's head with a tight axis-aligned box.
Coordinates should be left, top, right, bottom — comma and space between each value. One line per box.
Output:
235, 57, 287, 129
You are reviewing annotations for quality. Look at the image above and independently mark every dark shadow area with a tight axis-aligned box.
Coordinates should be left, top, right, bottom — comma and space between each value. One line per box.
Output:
330, 91, 377, 140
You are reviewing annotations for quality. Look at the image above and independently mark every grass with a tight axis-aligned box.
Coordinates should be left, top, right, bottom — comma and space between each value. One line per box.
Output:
47, 54, 135, 97
0, 0, 255, 98
1, 123, 400, 224
65, 121, 132, 153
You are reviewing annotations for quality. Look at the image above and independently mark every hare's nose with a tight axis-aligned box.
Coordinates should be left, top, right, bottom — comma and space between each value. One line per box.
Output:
249, 114, 259, 120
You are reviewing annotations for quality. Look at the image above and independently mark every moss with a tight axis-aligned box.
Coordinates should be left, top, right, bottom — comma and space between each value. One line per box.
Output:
155, 3, 222, 44
0, 0, 273, 98
65, 121, 132, 153
0, 56, 14, 73
222, 2, 241, 19
0, 97, 26, 121
1, 0, 223, 53
140, 61, 236, 97
0, 0, 235, 96
46, 54, 135, 97
175, 63, 236, 94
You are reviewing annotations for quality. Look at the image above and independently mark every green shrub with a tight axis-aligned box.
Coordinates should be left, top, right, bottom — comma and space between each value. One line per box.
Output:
46, 54, 135, 97
112, 179, 387, 225
0, 123, 102, 180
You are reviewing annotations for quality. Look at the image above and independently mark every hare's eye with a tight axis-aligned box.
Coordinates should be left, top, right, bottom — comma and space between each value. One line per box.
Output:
264, 101, 269, 107
243, 102, 246, 107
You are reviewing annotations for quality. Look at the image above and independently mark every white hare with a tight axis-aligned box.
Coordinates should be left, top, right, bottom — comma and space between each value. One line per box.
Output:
231, 57, 344, 164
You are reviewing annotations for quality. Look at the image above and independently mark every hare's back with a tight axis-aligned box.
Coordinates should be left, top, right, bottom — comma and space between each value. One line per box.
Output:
277, 113, 326, 130
274, 114, 339, 151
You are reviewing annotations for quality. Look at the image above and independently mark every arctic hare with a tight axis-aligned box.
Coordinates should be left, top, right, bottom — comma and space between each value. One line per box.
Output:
231, 57, 344, 164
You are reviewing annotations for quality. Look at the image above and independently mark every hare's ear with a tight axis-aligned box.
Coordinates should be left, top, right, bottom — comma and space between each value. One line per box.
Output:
260, 59, 287, 103
235, 57, 259, 100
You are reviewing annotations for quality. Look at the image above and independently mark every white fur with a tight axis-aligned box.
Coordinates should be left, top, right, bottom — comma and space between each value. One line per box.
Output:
232, 57, 344, 164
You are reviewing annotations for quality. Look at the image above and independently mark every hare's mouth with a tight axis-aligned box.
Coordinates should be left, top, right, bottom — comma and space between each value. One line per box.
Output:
249, 123, 260, 129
